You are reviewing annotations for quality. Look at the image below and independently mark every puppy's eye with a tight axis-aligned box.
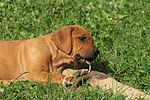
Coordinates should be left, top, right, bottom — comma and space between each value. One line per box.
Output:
78, 37, 86, 42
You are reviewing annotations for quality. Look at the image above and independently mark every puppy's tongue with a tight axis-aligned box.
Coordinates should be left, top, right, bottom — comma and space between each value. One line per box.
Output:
82, 59, 91, 65
85, 60, 91, 65
82, 58, 91, 73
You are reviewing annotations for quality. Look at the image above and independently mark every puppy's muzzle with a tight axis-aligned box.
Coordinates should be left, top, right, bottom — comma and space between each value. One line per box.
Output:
84, 47, 99, 62
75, 47, 99, 68
93, 47, 100, 57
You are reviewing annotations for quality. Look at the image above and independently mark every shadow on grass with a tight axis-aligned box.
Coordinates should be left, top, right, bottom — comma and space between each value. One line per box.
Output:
92, 59, 114, 75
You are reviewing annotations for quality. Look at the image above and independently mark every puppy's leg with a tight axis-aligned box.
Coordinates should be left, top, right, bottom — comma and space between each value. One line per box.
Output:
62, 68, 89, 76
25, 72, 76, 85
0, 80, 17, 85
0, 73, 75, 86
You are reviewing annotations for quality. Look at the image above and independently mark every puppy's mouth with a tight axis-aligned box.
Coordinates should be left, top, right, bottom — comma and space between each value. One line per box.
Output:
75, 54, 94, 68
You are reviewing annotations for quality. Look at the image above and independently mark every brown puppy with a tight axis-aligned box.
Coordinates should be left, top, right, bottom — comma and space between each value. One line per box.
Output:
0, 25, 99, 85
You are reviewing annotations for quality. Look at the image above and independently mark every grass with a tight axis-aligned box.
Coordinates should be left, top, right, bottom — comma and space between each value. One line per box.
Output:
0, 0, 150, 99
0, 80, 126, 99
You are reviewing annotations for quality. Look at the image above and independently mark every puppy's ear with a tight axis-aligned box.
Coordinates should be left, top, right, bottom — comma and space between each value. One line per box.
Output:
51, 26, 77, 54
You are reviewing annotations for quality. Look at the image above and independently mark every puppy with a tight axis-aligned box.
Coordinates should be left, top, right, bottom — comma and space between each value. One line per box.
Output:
0, 25, 99, 85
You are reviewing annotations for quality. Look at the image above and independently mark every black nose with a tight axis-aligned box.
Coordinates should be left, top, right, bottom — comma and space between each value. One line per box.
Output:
93, 48, 100, 56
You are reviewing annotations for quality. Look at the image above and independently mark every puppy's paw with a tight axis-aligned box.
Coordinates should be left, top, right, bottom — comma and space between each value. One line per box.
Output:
81, 69, 89, 75
74, 69, 89, 77
62, 75, 74, 85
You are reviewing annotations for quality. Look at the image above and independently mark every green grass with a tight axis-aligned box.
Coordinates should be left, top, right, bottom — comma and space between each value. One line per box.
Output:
0, 80, 127, 99
0, 0, 150, 99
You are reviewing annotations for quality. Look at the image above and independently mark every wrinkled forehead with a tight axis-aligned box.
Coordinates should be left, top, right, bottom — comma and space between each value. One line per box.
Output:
73, 27, 93, 41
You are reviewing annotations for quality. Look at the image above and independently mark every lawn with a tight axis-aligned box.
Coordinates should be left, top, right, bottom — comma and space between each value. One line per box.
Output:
0, 0, 150, 99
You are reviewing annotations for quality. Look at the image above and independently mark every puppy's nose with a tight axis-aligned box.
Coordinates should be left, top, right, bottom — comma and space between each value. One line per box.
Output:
93, 48, 100, 56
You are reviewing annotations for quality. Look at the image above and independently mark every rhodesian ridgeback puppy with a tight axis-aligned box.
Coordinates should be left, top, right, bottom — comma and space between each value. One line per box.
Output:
0, 25, 99, 85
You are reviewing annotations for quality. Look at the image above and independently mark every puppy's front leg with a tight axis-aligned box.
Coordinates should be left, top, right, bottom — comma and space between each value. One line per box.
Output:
62, 68, 89, 76
25, 72, 75, 85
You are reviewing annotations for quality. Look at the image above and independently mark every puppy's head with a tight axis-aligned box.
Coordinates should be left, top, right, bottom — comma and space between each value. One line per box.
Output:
52, 25, 99, 68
